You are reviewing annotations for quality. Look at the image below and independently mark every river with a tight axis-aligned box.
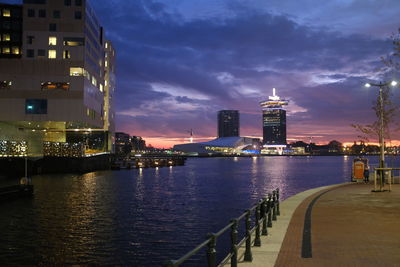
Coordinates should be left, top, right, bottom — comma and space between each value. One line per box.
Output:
0, 155, 389, 265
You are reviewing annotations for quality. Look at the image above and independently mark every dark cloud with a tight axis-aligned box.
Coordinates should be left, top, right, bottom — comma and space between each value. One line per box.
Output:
85, 1, 400, 146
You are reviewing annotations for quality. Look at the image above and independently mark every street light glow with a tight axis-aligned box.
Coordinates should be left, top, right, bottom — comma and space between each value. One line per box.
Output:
365, 83, 371, 88
391, 80, 398, 86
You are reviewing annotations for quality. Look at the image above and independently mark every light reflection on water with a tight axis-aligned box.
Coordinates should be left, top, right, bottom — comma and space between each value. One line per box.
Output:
0, 155, 397, 266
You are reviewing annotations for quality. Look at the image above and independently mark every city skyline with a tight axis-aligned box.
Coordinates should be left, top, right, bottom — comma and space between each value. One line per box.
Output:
3, 0, 400, 148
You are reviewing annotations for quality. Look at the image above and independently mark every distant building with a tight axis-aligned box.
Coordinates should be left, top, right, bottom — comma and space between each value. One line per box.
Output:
115, 132, 131, 155
260, 89, 288, 145
0, 0, 116, 156
131, 136, 146, 151
173, 136, 260, 155
218, 110, 239, 138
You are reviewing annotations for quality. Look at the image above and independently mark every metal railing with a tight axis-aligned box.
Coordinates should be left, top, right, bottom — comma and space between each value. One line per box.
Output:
164, 189, 280, 267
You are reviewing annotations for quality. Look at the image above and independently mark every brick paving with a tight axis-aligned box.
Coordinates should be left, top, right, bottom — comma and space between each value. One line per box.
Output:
274, 183, 400, 267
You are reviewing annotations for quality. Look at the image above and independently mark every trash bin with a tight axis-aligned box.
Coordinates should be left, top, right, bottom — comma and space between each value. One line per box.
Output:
352, 158, 368, 182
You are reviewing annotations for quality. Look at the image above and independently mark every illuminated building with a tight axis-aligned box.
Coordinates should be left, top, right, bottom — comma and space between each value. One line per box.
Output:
260, 88, 288, 146
218, 110, 239, 138
0, 0, 115, 156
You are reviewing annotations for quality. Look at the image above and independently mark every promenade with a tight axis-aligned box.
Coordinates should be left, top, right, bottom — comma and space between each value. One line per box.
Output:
239, 183, 400, 267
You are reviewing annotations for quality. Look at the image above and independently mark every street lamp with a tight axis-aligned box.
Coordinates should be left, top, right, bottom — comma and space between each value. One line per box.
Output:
364, 80, 398, 171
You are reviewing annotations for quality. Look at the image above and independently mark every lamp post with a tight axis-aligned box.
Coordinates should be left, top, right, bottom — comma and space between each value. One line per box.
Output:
364, 80, 398, 171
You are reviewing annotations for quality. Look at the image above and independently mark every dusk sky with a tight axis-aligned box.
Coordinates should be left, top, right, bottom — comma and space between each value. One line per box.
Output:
6, 0, 400, 148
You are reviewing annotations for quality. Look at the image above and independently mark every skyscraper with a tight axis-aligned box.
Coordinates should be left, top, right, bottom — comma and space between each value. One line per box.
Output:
0, 0, 115, 156
260, 89, 288, 145
218, 110, 239, 138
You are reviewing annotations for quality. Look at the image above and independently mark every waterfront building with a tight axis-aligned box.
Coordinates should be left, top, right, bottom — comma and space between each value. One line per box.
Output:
115, 132, 131, 156
260, 88, 288, 147
218, 110, 239, 138
131, 136, 146, 151
173, 136, 261, 155
0, 0, 116, 156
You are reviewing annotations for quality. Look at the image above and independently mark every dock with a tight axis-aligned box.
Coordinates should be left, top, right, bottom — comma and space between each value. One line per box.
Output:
111, 156, 186, 170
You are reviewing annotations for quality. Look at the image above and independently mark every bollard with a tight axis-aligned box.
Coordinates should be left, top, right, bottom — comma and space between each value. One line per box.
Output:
244, 210, 253, 262
254, 204, 261, 246
206, 233, 217, 267
267, 194, 273, 227
261, 197, 268, 235
276, 188, 280, 216
272, 190, 277, 221
230, 219, 238, 267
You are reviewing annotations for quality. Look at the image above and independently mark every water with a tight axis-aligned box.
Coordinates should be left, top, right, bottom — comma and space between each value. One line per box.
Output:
0, 156, 390, 265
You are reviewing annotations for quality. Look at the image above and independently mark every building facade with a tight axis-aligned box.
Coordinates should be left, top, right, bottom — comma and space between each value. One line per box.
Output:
260, 89, 288, 145
218, 110, 239, 138
0, 0, 115, 156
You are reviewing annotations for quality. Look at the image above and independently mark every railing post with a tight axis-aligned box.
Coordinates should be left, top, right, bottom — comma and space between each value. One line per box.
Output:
261, 197, 268, 235
272, 190, 277, 221
230, 219, 238, 267
267, 194, 273, 227
254, 203, 261, 246
276, 188, 280, 216
244, 210, 253, 262
206, 233, 217, 267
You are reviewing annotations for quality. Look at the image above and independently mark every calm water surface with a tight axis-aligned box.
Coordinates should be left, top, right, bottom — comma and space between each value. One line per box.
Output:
0, 156, 388, 265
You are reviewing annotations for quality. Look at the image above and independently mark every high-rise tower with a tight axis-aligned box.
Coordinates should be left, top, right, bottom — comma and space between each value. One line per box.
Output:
218, 110, 239, 138
260, 88, 288, 145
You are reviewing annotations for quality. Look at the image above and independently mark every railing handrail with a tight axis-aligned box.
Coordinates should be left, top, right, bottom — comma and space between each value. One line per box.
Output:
164, 188, 280, 267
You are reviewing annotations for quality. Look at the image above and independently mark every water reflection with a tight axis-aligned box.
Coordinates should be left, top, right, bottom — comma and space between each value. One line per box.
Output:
1, 156, 392, 266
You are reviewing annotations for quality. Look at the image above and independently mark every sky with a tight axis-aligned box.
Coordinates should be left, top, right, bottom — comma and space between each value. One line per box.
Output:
4, 0, 400, 148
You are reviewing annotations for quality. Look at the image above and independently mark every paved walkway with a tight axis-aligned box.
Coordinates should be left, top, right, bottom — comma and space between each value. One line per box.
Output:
238, 183, 400, 267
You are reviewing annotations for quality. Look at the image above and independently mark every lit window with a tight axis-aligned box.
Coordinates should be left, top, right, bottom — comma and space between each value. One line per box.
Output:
105, 60, 108, 67
63, 37, 84, 46
49, 37, 57, 45
69, 67, 84, 76
48, 50, 56, 59
25, 99, 47, 114
3, 9, 11, 17
0, 81, 12, 89
2, 47, 10, 54
99, 83, 103, 92
105, 43, 108, 49
91, 76, 97, 86
2, 34, 10, 41
12, 46, 19, 55
105, 80, 108, 86
63, 50, 70, 59
41, 82, 70, 91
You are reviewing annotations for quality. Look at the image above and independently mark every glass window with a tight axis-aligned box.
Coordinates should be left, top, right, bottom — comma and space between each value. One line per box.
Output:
12, 47, 20, 55
38, 49, 45, 57
91, 76, 97, 86
53, 10, 60, 18
3, 9, 11, 17
27, 9, 35, 17
70, 67, 84, 76
41, 82, 69, 91
0, 81, 12, 89
49, 36, 57, 45
2, 34, 10, 41
38, 9, 46, 18
49, 23, 56, 32
64, 0, 71, 6
105, 60, 108, 67
99, 83, 103, 92
27, 49, 34, 58
2, 47, 10, 54
63, 37, 84, 46
48, 50, 56, 59
63, 50, 70, 59
25, 99, 47, 114
74, 11, 81, 19
3, 21, 10, 29
75, 0, 82, 6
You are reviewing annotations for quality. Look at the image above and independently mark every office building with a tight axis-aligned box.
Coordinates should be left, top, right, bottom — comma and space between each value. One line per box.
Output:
0, 0, 115, 156
260, 88, 288, 145
218, 110, 239, 138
